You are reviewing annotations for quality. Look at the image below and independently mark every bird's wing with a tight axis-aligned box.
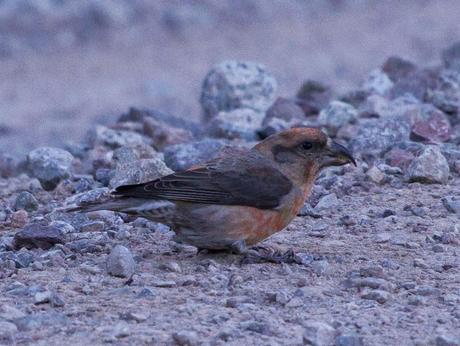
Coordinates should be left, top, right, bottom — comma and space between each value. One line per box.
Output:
113, 152, 293, 209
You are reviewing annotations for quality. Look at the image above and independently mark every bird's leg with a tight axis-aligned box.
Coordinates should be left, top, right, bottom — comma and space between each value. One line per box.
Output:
241, 245, 298, 264
229, 240, 247, 254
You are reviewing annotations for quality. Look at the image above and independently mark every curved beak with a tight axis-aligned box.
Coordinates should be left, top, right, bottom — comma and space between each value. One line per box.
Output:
323, 140, 356, 167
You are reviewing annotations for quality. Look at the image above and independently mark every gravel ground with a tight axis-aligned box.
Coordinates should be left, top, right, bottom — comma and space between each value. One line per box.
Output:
1, 1, 460, 345
1, 177, 460, 345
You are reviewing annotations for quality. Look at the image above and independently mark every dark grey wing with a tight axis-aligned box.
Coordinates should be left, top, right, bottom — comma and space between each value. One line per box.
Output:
113, 154, 293, 209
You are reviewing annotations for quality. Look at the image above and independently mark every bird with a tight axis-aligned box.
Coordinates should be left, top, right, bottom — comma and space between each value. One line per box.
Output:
70, 127, 356, 263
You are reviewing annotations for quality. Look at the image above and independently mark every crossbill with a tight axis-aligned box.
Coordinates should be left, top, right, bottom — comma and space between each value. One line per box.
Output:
72, 127, 355, 262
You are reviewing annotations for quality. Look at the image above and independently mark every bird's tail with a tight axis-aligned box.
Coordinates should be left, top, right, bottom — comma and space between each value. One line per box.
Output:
57, 197, 150, 214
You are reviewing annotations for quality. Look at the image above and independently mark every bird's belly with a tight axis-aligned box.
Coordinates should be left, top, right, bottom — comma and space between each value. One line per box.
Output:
173, 191, 305, 248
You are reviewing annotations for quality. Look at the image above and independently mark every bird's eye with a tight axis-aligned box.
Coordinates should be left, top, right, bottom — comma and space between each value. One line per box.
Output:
302, 141, 313, 150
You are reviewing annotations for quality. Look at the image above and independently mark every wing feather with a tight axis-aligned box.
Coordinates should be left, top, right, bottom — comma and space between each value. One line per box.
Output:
113, 151, 293, 209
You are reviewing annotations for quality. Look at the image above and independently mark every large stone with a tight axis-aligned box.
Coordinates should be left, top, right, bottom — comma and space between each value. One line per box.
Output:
382, 56, 417, 82
427, 69, 460, 116
27, 147, 74, 190
390, 67, 438, 100
440, 143, 460, 172
110, 157, 172, 188
351, 116, 411, 156
87, 125, 149, 149
208, 108, 264, 141
14, 191, 39, 212
410, 105, 451, 143
163, 139, 227, 171
384, 148, 415, 170
143, 117, 193, 150
259, 97, 306, 137
362, 69, 393, 96
318, 101, 358, 136
106, 245, 135, 278
406, 146, 450, 184
0, 321, 17, 342
303, 321, 336, 346
201, 60, 277, 119
112, 144, 158, 165
14, 224, 65, 250
296, 80, 333, 116
442, 196, 460, 214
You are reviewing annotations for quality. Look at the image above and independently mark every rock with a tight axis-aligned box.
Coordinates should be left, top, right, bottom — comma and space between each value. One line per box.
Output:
384, 148, 415, 170
161, 261, 182, 273
362, 69, 393, 96
200, 60, 277, 119
120, 311, 149, 323
0, 152, 18, 178
358, 94, 391, 118
366, 166, 386, 184
259, 97, 306, 137
442, 196, 460, 214
106, 245, 135, 278
435, 334, 460, 346
27, 147, 74, 190
87, 125, 149, 149
382, 56, 417, 82
406, 146, 450, 184
296, 80, 333, 115
303, 321, 336, 346
351, 116, 411, 155
0, 321, 17, 342
0, 304, 26, 321
427, 69, 460, 115
14, 312, 67, 332
112, 144, 158, 165
79, 221, 105, 233
163, 139, 227, 171
390, 67, 437, 100
311, 260, 330, 275
442, 41, 460, 70
410, 105, 451, 143
14, 191, 39, 212
111, 322, 131, 339
10, 210, 29, 228
141, 118, 193, 151
14, 224, 65, 250
440, 143, 460, 172
34, 291, 65, 307
110, 157, 172, 188
361, 289, 390, 304
318, 101, 358, 136
432, 244, 445, 253
314, 193, 339, 213
208, 108, 264, 140
335, 333, 364, 346
172, 330, 199, 346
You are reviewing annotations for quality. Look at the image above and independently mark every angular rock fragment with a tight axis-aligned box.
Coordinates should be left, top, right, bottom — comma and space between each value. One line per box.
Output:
318, 101, 358, 136
296, 80, 333, 115
201, 60, 277, 119
14, 224, 65, 250
259, 97, 306, 137
208, 108, 264, 140
406, 146, 450, 184
163, 139, 228, 171
27, 147, 74, 190
106, 245, 135, 278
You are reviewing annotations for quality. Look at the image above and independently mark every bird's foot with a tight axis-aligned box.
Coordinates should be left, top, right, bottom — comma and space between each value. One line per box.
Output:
241, 245, 297, 264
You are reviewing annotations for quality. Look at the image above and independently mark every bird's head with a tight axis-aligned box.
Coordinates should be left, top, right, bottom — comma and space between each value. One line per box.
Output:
254, 127, 356, 183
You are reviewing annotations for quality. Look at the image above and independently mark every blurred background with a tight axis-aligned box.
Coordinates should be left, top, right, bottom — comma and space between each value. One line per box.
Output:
1, 0, 459, 156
